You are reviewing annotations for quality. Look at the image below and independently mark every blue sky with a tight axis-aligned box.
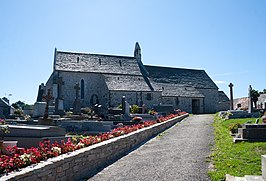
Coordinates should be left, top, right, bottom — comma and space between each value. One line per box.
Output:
0, 0, 265, 104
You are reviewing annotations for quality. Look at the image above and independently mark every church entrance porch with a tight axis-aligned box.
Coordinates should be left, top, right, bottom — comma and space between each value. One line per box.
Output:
192, 99, 200, 114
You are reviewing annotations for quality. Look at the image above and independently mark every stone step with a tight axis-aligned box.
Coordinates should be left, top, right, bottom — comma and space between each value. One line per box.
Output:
226, 174, 264, 181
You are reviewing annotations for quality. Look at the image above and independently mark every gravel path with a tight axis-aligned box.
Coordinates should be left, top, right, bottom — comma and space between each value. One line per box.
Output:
87, 115, 214, 181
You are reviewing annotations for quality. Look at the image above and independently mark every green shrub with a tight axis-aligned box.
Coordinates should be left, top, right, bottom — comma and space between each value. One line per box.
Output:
130, 105, 139, 113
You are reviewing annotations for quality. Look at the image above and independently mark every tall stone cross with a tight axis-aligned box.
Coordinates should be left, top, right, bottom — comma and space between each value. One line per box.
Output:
73, 83, 81, 114
248, 85, 253, 113
56, 76, 64, 99
228, 83, 234, 110
42, 89, 54, 119
74, 83, 80, 100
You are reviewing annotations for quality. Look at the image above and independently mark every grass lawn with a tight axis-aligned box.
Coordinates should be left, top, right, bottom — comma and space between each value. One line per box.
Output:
209, 114, 266, 181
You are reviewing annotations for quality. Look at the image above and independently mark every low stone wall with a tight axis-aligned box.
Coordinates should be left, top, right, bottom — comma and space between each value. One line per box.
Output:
1, 114, 188, 181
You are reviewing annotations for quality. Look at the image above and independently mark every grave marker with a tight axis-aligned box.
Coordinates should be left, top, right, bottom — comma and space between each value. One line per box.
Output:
73, 83, 81, 114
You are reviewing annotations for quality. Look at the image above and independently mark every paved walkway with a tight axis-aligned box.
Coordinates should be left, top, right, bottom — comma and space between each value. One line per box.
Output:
88, 115, 214, 181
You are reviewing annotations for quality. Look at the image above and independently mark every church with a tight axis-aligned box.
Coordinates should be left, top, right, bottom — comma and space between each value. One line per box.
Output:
37, 42, 229, 115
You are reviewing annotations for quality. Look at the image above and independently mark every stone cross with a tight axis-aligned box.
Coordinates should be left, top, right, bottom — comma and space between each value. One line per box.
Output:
42, 89, 54, 119
228, 83, 234, 110
74, 83, 80, 100
56, 76, 64, 99
73, 83, 81, 114
248, 85, 253, 113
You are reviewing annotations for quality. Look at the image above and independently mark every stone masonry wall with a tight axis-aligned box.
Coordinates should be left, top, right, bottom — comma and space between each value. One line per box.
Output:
162, 97, 204, 114
110, 91, 162, 109
59, 71, 109, 110
1, 114, 188, 181
197, 88, 219, 113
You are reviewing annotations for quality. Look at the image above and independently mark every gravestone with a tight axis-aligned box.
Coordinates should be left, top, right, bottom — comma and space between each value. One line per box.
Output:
38, 89, 54, 125
36, 83, 45, 102
124, 101, 130, 116
33, 102, 46, 118
33, 83, 46, 118
234, 124, 266, 142
121, 96, 130, 121
59, 120, 113, 135
54, 76, 65, 116
73, 83, 81, 115
0, 124, 67, 148
122, 96, 126, 114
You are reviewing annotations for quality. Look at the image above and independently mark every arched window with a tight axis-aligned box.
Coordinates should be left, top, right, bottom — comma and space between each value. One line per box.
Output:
81, 79, 85, 99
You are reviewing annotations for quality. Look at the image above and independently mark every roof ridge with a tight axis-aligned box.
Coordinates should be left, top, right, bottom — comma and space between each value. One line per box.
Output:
56, 50, 135, 59
144, 64, 204, 71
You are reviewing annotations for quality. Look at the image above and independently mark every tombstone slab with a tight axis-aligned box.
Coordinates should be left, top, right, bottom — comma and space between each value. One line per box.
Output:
33, 102, 46, 118
0, 124, 67, 148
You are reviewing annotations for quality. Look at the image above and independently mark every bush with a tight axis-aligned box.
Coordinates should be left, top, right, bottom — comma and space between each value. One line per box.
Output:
228, 123, 241, 134
130, 105, 139, 113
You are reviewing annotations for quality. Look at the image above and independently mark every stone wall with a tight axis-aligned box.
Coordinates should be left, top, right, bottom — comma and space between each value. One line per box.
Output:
162, 97, 204, 113
109, 91, 162, 109
1, 114, 188, 181
56, 71, 109, 110
197, 88, 219, 113
217, 101, 230, 111
179, 97, 204, 113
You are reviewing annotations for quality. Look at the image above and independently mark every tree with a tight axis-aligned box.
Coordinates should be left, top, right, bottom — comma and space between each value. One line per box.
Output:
259, 89, 266, 94
11, 101, 30, 110
11, 101, 25, 109
250, 89, 260, 109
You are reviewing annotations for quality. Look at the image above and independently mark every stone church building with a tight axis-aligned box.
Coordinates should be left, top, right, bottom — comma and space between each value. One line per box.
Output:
38, 42, 229, 115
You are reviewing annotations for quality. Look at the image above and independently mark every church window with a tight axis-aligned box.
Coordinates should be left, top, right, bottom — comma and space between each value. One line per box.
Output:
81, 79, 85, 99
77, 57, 80, 63
138, 78, 141, 80
146, 93, 152, 100
99, 58, 101, 65
119, 60, 122, 66
162, 87, 164, 90
117, 77, 120, 80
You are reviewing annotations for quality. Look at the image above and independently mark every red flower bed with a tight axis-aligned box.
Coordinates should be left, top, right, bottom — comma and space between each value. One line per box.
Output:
0, 112, 186, 174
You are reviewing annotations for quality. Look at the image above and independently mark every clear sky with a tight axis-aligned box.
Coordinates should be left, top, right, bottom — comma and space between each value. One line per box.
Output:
0, 0, 265, 105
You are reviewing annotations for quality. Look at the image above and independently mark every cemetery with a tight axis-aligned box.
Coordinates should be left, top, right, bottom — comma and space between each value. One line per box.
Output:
0, 112, 188, 180
0, 43, 264, 181
1, 71, 266, 181
1, 82, 266, 180
0, 83, 190, 180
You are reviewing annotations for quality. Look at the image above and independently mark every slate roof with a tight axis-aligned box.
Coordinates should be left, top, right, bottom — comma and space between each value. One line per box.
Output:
151, 82, 204, 98
218, 91, 229, 102
55, 51, 142, 76
0, 98, 9, 107
104, 75, 153, 91
144, 65, 218, 89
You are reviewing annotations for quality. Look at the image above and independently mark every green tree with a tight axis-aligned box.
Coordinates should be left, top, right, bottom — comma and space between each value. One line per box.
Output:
11, 101, 30, 110
259, 89, 266, 94
250, 89, 260, 108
